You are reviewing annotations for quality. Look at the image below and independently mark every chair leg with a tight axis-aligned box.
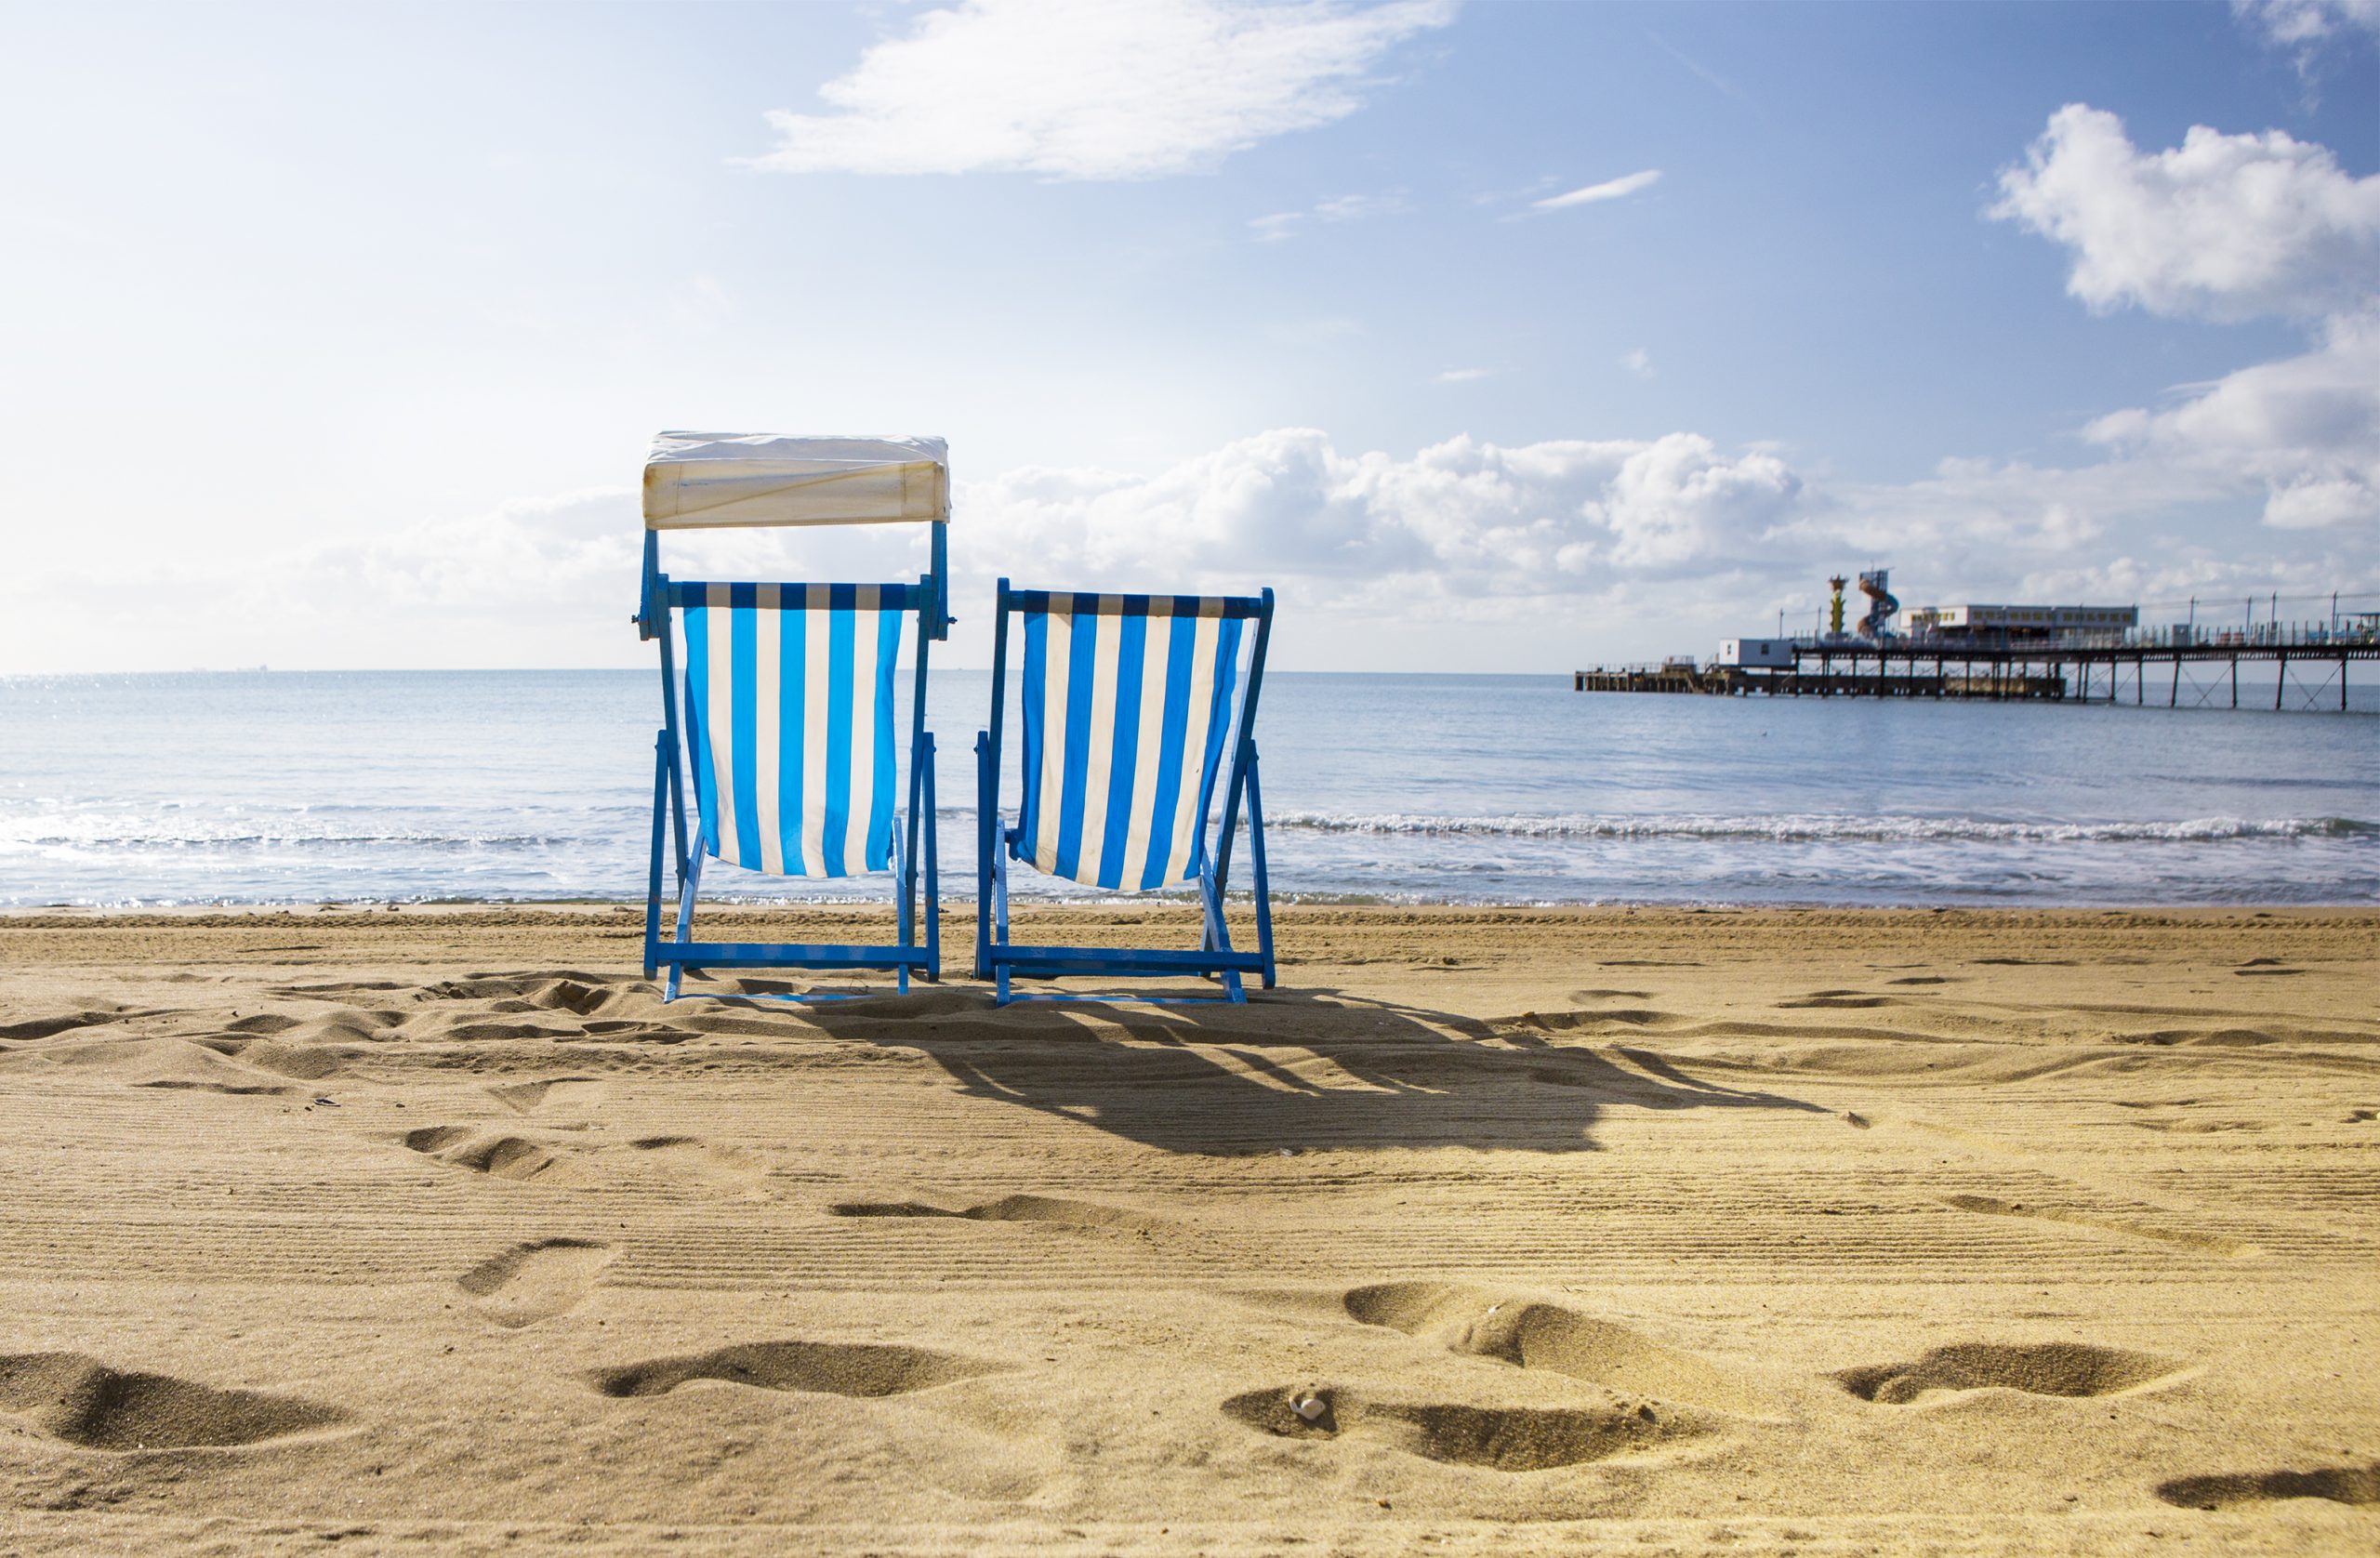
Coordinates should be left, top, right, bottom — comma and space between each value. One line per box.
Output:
922, 732, 940, 982
1198, 862, 1245, 1002
1247, 749, 1276, 990
992, 835, 1013, 1006
894, 802, 913, 960
666, 847, 705, 1004
973, 731, 994, 979
644, 732, 668, 980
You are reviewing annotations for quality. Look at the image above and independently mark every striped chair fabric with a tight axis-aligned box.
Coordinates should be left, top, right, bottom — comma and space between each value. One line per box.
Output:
1012, 591, 1251, 892
681, 582, 905, 878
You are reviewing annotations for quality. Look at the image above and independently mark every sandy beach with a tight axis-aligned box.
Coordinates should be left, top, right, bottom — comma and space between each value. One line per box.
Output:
1, 904, 2374, 1554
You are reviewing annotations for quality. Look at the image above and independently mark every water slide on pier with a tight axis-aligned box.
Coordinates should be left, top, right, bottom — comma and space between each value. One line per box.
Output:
1858, 569, 1899, 639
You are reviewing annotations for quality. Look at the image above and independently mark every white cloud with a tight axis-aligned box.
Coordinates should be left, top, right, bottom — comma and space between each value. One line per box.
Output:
1531, 168, 1661, 213
1314, 189, 1411, 221
1989, 104, 2380, 322
2232, 0, 2380, 47
2233, 2, 2380, 108
746, 0, 1455, 181
1644, 30, 1745, 101
2084, 310, 2380, 528
1250, 189, 1410, 241
955, 428, 1802, 600
1990, 108, 2378, 534
1620, 347, 1654, 378
16, 420, 2373, 673
1435, 366, 1493, 382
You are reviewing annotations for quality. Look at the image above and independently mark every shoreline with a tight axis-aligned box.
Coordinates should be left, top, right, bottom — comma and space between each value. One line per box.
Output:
6, 900, 2375, 921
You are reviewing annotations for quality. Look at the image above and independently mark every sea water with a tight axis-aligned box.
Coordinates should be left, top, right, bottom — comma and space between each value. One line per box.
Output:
3, 670, 2373, 907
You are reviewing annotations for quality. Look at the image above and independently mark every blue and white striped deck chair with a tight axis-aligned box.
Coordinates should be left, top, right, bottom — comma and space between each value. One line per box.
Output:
634, 433, 949, 1001
973, 580, 1276, 1005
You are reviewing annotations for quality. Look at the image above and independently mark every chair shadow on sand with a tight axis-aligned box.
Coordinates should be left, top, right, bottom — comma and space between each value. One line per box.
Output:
740, 983, 1828, 1156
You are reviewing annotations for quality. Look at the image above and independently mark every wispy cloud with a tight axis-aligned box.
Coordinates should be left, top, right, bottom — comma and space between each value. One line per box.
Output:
745, 0, 1456, 181
1620, 348, 1654, 378
1250, 189, 1412, 242
1315, 190, 1412, 221
1644, 29, 1746, 101
1531, 168, 1662, 213
2231, 0, 2380, 103
2231, 0, 2380, 48
1435, 366, 1494, 383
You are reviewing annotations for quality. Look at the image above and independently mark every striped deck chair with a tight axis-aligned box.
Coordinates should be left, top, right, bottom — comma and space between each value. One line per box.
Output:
635, 433, 947, 1000
973, 580, 1276, 1004
642, 581, 940, 998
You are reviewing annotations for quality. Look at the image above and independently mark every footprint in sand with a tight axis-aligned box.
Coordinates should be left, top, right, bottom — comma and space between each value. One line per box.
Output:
437, 1017, 588, 1043
0, 1352, 348, 1449
202, 1036, 351, 1081
588, 1340, 1004, 1400
485, 1077, 608, 1114
1833, 1341, 2179, 1405
1501, 1008, 1677, 1033
828, 1193, 1169, 1235
621, 1136, 773, 1195
565, 1022, 701, 1045
2156, 1461, 2379, 1510
1341, 1282, 1765, 1414
26, 1036, 301, 1097
271, 980, 409, 997
402, 1126, 574, 1184
428, 973, 624, 1015
1222, 1384, 1710, 1472
227, 1007, 396, 1044
1938, 1192, 2246, 1255
0, 1009, 143, 1041
456, 1238, 614, 1327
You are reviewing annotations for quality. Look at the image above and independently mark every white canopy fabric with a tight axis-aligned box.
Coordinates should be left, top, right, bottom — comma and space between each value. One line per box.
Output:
642, 432, 949, 529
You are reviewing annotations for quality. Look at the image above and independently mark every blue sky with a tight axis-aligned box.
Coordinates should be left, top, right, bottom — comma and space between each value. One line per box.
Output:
2, 0, 2373, 672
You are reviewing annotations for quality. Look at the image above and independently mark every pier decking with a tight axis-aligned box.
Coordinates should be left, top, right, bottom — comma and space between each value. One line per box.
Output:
1575, 626, 2374, 712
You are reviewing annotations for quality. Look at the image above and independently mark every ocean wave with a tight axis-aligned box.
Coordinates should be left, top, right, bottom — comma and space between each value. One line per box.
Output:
0, 832, 567, 852
1266, 812, 2379, 844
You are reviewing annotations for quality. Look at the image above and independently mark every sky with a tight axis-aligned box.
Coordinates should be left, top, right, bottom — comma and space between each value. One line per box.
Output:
1, 0, 2374, 674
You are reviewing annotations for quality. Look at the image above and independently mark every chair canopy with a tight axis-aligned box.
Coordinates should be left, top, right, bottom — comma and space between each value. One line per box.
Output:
681, 583, 906, 878
643, 433, 949, 530
1010, 590, 1259, 892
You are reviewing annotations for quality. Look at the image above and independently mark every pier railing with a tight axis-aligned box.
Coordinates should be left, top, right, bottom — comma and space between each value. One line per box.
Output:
1577, 619, 2372, 710
1787, 621, 2376, 654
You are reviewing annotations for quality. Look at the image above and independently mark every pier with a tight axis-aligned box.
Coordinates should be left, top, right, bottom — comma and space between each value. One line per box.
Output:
1575, 624, 2374, 712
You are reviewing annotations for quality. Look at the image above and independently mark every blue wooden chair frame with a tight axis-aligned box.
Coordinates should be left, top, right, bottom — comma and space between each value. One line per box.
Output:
636, 525, 949, 1000
972, 580, 1276, 1005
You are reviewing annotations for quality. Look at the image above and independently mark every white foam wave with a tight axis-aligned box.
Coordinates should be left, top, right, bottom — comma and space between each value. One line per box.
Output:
1268, 812, 2376, 844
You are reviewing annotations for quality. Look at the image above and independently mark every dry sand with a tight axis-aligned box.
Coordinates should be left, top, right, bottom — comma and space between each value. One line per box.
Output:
0, 904, 2374, 1555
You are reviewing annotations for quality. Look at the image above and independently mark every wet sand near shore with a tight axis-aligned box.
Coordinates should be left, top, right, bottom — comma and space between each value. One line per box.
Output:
1, 905, 2374, 1554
